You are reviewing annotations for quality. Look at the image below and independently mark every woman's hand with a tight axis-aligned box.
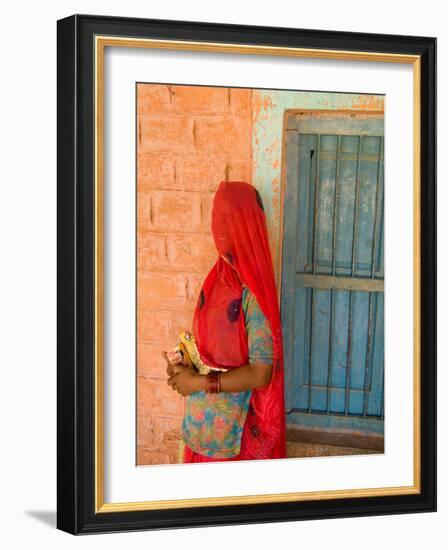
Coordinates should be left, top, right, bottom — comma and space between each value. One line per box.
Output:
167, 368, 205, 396
161, 351, 182, 376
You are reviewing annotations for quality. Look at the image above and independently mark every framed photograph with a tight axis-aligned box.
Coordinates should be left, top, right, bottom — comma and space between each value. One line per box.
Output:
57, 14, 436, 534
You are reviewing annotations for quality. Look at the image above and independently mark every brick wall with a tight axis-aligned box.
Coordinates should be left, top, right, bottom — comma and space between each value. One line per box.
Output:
137, 84, 252, 465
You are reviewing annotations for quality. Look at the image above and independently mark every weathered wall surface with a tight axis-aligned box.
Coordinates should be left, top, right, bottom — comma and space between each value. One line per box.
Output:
136, 84, 252, 465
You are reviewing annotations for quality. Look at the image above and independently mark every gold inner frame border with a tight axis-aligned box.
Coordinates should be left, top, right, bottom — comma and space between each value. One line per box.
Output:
94, 35, 421, 513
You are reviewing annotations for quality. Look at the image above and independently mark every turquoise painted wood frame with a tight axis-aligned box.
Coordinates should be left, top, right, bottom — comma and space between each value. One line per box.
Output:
281, 111, 384, 436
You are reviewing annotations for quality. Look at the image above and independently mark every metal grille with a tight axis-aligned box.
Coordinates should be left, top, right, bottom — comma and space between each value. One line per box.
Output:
281, 116, 385, 431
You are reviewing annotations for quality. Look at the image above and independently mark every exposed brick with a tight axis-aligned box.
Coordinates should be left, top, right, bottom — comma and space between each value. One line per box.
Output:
175, 156, 252, 192
151, 191, 202, 232
228, 159, 252, 183
138, 154, 175, 189
171, 85, 229, 114
187, 273, 206, 302
175, 155, 226, 192
137, 311, 172, 345
138, 230, 164, 250
137, 375, 184, 417
136, 84, 253, 466
137, 84, 171, 115
169, 309, 195, 343
137, 415, 182, 449
137, 234, 167, 268
166, 232, 216, 272
230, 88, 252, 115
137, 192, 152, 230
138, 343, 174, 378
163, 429, 182, 443
137, 447, 179, 466
138, 247, 167, 272
200, 192, 216, 230
195, 116, 251, 156
139, 116, 195, 153
138, 343, 161, 378
138, 271, 187, 309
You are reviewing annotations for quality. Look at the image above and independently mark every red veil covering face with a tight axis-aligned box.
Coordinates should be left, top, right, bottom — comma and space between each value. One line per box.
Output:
191, 180, 286, 461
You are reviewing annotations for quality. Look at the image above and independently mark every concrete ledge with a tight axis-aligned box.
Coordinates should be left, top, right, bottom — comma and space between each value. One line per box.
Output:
286, 423, 384, 452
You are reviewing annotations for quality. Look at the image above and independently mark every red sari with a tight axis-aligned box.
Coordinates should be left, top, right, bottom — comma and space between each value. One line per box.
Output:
184, 181, 286, 462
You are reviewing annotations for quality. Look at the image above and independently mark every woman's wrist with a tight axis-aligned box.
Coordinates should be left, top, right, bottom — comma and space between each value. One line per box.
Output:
196, 372, 207, 392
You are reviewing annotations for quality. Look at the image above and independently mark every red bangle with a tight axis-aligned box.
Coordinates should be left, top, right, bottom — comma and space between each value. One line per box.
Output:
206, 372, 221, 393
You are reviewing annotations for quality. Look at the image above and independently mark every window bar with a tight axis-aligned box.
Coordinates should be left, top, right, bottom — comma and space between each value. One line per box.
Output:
370, 137, 384, 280
344, 291, 353, 415
379, 140, 385, 279
380, 358, 385, 420
311, 135, 321, 274
345, 136, 361, 414
363, 139, 383, 416
379, 227, 384, 280
326, 136, 340, 414
325, 288, 334, 414
375, 151, 385, 280
362, 291, 376, 417
331, 135, 341, 276
350, 136, 363, 277
307, 288, 315, 413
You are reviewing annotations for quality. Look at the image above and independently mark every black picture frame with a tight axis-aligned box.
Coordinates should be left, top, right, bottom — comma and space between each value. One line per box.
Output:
57, 14, 436, 534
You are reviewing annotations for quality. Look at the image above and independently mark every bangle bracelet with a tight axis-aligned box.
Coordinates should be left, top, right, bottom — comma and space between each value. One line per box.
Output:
206, 373, 215, 393
206, 372, 220, 393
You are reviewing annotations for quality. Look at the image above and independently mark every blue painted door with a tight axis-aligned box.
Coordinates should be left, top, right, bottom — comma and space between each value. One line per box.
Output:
281, 113, 384, 435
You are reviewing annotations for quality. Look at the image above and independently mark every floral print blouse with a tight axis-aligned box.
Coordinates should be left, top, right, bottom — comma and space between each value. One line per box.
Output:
181, 287, 273, 458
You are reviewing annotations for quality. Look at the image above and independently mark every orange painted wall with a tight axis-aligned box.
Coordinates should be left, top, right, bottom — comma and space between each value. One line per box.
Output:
136, 84, 252, 465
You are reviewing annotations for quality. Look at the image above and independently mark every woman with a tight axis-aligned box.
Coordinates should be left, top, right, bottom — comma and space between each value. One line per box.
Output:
166, 180, 286, 462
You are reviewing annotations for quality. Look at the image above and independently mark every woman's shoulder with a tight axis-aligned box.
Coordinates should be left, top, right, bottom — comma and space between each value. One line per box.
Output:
242, 286, 266, 323
241, 287, 273, 362
241, 285, 255, 313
